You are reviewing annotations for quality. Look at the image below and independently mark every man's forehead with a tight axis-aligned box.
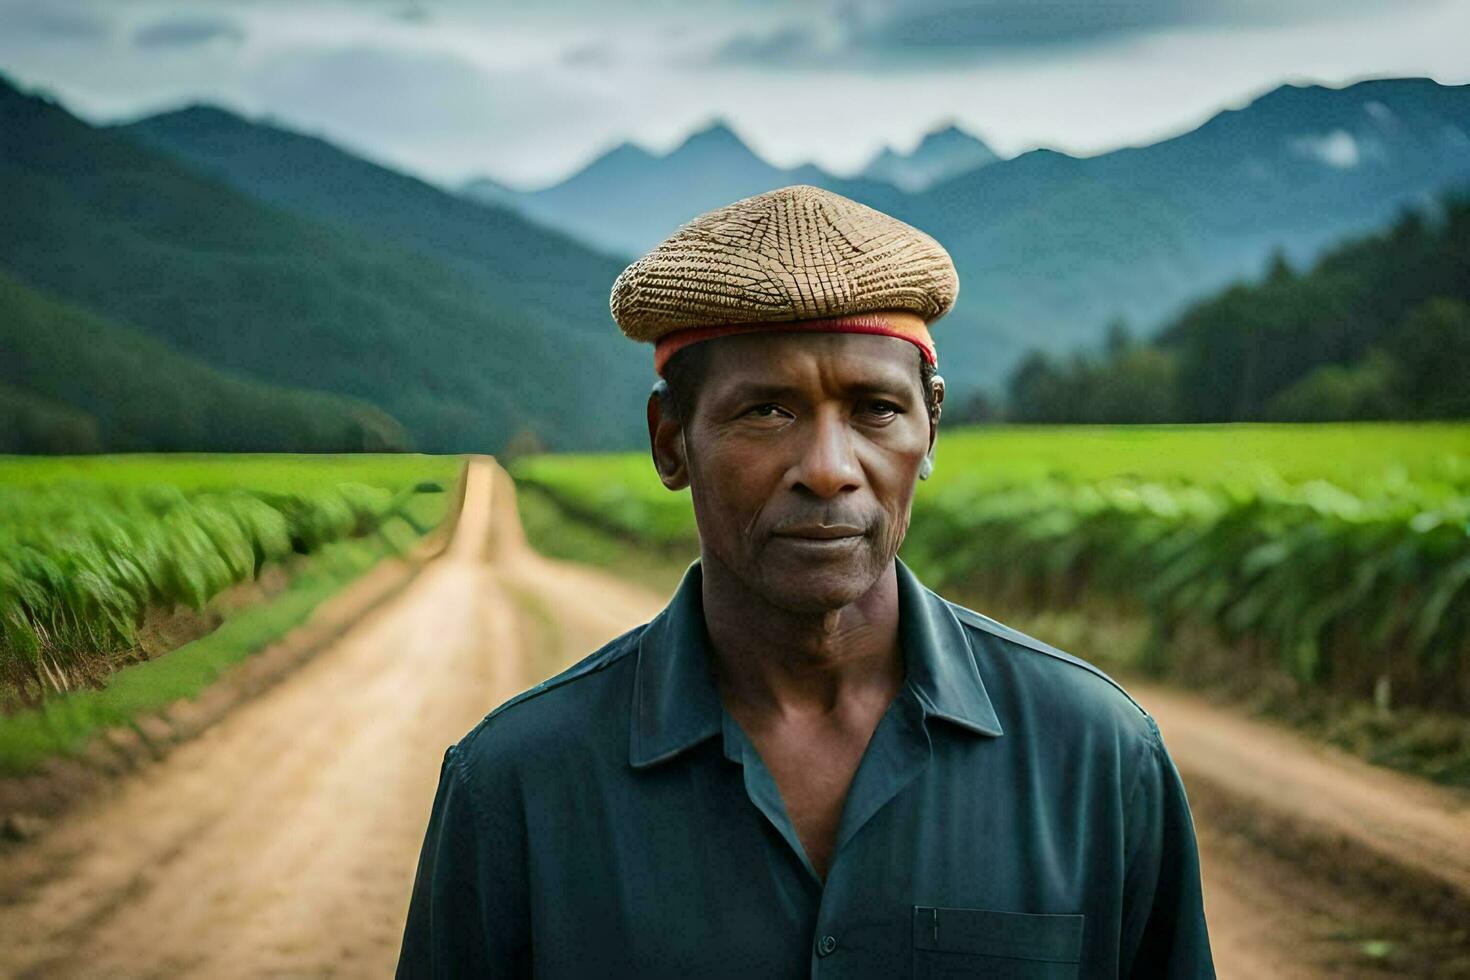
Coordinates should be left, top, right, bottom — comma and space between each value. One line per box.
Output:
702, 331, 922, 393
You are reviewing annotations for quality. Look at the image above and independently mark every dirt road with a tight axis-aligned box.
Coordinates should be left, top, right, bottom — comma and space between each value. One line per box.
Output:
0, 458, 521, 978
1, 457, 1466, 977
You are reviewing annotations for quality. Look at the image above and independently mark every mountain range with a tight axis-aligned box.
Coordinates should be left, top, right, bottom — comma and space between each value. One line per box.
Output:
464, 119, 904, 260
462, 119, 999, 256
3, 73, 1468, 454
857, 123, 999, 191
462, 77, 1470, 397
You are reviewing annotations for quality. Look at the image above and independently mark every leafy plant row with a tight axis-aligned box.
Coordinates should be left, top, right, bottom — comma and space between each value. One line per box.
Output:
0, 481, 399, 706
511, 446, 1470, 710
903, 473, 1470, 709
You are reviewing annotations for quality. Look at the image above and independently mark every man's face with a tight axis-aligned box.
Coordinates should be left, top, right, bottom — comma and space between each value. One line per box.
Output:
651, 329, 937, 614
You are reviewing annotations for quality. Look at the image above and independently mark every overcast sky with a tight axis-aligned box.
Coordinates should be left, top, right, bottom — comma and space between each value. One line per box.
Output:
3, 0, 1467, 189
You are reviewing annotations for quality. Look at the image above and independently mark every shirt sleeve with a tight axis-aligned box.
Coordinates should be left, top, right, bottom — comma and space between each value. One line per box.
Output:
396, 742, 531, 979
1119, 715, 1217, 979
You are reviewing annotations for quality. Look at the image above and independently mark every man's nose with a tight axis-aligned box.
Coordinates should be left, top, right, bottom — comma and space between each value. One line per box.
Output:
790, 407, 862, 499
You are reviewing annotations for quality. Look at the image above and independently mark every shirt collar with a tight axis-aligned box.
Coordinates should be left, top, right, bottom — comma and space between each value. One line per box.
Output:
628, 555, 1004, 770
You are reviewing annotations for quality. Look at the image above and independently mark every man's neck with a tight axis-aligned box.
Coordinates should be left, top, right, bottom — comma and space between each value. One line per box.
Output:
698, 552, 906, 723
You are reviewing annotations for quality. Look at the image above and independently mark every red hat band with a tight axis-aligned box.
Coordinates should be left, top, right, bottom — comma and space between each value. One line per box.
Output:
653, 313, 937, 377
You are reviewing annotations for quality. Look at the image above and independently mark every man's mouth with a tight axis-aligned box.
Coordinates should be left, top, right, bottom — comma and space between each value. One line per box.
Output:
772, 523, 865, 540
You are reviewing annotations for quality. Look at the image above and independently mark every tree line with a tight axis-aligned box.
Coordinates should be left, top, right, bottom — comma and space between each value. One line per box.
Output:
979, 190, 1470, 424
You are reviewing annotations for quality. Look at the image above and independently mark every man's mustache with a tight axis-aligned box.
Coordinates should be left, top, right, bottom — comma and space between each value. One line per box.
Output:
769, 516, 872, 536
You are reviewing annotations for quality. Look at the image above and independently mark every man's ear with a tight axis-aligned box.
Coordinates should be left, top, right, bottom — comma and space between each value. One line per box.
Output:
927, 373, 945, 457
648, 380, 691, 491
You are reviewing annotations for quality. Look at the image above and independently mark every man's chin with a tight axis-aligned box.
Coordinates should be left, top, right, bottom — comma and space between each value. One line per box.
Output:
753, 553, 883, 614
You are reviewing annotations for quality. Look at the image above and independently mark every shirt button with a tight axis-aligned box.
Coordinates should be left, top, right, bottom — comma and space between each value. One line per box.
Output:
816, 934, 838, 957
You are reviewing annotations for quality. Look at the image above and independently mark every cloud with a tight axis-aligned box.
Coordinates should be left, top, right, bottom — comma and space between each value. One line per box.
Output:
711, 0, 1414, 67
249, 46, 497, 132
712, 22, 829, 63
560, 41, 616, 67
392, 5, 433, 24
241, 44, 623, 184
1288, 129, 1360, 168
2, 0, 1464, 188
133, 14, 244, 49
0, 1, 111, 41
842, 0, 1206, 50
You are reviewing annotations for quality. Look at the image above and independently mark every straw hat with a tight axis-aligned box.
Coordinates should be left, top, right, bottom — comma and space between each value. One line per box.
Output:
609, 184, 959, 375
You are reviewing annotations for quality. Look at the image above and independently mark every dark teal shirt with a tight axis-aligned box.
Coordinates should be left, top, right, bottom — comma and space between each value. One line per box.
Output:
398, 557, 1215, 978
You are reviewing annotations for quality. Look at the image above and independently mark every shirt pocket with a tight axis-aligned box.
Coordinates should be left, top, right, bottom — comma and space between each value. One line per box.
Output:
911, 906, 1084, 979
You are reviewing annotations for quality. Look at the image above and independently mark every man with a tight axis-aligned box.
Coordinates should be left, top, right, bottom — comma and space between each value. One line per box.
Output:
398, 184, 1216, 978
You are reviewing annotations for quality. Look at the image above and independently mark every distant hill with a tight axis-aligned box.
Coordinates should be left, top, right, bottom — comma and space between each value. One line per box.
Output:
119, 105, 629, 329
458, 172, 522, 210
461, 118, 910, 259
469, 78, 1470, 399
906, 77, 1470, 373
1004, 189, 1470, 423
0, 268, 409, 453
0, 75, 651, 454
0, 381, 104, 455
858, 123, 999, 191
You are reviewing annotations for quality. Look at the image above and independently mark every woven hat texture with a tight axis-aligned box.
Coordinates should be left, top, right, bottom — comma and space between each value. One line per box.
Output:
609, 184, 959, 342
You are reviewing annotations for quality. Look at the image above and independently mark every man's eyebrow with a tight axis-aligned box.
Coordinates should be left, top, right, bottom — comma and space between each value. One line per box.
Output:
721, 382, 794, 400
846, 379, 917, 399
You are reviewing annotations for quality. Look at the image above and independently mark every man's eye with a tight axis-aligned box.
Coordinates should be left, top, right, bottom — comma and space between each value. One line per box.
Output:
747, 403, 784, 418
865, 400, 902, 416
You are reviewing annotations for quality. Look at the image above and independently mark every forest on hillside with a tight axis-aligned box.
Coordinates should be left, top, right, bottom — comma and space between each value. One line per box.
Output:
998, 190, 1470, 424
0, 75, 649, 457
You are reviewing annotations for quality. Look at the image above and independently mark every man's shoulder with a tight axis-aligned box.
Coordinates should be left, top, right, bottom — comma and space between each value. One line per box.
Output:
942, 594, 1159, 744
452, 622, 645, 768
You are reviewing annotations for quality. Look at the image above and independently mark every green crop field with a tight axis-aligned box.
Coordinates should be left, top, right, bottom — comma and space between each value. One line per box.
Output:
0, 453, 464, 495
511, 423, 1470, 712
0, 454, 463, 773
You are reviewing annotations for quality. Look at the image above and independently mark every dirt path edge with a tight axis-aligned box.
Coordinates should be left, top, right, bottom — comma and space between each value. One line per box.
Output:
0, 458, 473, 842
